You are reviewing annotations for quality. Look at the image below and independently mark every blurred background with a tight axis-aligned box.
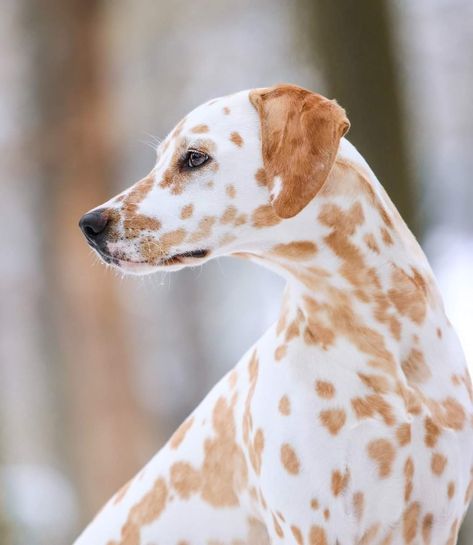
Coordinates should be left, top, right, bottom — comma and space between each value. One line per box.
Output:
0, 0, 472, 543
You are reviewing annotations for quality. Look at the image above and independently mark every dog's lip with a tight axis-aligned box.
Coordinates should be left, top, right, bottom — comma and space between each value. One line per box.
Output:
92, 245, 210, 268
161, 248, 209, 265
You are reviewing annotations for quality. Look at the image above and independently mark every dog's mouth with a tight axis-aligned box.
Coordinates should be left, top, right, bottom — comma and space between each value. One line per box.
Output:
93, 245, 210, 271
162, 248, 209, 265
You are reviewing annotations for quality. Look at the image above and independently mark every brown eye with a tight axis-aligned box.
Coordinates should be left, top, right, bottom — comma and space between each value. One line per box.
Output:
186, 150, 209, 168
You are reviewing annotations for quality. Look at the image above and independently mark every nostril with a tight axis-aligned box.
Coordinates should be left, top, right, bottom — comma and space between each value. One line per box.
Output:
79, 209, 110, 242
84, 224, 98, 238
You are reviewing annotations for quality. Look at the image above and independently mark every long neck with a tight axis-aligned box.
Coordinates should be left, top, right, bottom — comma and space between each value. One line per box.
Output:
243, 140, 443, 385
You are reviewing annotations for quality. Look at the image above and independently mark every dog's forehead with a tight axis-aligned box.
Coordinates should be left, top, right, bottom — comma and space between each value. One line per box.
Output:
181, 89, 254, 134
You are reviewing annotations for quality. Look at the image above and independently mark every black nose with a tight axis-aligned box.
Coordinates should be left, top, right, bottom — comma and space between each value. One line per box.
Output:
79, 209, 110, 244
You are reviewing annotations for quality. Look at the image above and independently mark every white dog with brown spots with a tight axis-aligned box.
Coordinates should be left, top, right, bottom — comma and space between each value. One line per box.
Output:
77, 84, 473, 545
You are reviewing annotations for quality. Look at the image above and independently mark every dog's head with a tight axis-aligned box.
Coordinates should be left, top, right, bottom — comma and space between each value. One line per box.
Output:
79, 84, 349, 274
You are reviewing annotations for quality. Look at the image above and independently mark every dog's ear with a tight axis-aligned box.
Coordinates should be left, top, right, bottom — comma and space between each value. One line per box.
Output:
249, 84, 350, 219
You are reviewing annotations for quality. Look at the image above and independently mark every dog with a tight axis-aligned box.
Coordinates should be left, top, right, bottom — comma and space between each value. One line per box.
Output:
77, 84, 473, 545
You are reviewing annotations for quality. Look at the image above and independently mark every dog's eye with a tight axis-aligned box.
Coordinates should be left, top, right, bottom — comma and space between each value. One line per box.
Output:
186, 150, 209, 168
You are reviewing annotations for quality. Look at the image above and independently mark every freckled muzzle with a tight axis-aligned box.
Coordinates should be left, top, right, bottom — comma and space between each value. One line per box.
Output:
79, 206, 212, 272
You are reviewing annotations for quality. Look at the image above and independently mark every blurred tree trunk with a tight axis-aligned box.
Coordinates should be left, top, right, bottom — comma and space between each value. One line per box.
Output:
24, 0, 154, 520
299, 0, 418, 235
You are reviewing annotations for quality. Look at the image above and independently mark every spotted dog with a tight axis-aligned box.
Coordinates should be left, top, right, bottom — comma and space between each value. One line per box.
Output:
77, 84, 473, 545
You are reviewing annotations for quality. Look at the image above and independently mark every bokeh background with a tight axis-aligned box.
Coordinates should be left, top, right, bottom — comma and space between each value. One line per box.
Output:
1, 1, 472, 543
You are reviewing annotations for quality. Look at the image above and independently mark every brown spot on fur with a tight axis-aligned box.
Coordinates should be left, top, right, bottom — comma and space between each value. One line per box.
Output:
272, 513, 284, 538
404, 457, 414, 501
424, 416, 441, 448
140, 237, 160, 263
223, 106, 230, 115
160, 229, 187, 253
315, 380, 335, 399
291, 525, 303, 545
285, 320, 300, 342
170, 462, 201, 499
310, 498, 319, 510
220, 205, 238, 225
403, 502, 420, 543
242, 351, 260, 481
325, 290, 397, 376
319, 201, 364, 236
170, 416, 194, 449
402, 348, 431, 384
448, 481, 456, 499
280, 443, 300, 474
367, 438, 395, 478
159, 143, 192, 195
234, 213, 247, 226
442, 397, 466, 430
259, 488, 268, 511
351, 394, 395, 426
451, 374, 462, 386
122, 173, 155, 216
364, 233, 380, 254
357, 373, 390, 394
112, 478, 167, 545
252, 205, 281, 228
431, 452, 447, 475
255, 168, 268, 187
124, 214, 161, 238
191, 124, 209, 133
279, 395, 291, 416
276, 511, 285, 523
319, 409, 346, 435
157, 396, 248, 512
275, 345, 287, 361
226, 184, 236, 198
249, 428, 265, 474
358, 525, 380, 545
230, 131, 244, 147
271, 241, 318, 260
331, 469, 349, 496
396, 423, 411, 446
304, 320, 335, 350
201, 396, 248, 507
353, 492, 364, 521
388, 266, 427, 324
180, 204, 194, 219
381, 227, 393, 245
228, 370, 238, 389
189, 216, 216, 243
309, 525, 328, 545
422, 513, 433, 545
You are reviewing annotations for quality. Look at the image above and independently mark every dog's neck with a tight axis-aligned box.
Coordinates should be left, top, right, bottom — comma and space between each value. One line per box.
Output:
242, 139, 442, 380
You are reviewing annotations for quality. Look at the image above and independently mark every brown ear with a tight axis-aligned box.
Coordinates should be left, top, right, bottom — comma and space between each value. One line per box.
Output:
249, 84, 350, 219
